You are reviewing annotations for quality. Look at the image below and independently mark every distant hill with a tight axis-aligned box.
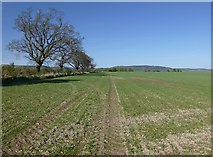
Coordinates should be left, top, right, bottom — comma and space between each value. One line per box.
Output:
112, 65, 210, 71
114, 65, 173, 71
1, 64, 210, 71
179, 68, 211, 71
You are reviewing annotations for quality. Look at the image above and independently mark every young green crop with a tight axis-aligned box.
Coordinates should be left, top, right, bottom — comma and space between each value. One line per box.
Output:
2, 71, 211, 155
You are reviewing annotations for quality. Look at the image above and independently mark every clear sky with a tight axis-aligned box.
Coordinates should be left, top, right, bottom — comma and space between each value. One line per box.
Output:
2, 2, 211, 68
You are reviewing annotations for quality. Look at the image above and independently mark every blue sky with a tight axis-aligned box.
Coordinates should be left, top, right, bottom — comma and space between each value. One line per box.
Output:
2, 2, 211, 68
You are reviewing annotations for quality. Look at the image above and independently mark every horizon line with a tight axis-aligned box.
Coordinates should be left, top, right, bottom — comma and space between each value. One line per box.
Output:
0, 63, 211, 70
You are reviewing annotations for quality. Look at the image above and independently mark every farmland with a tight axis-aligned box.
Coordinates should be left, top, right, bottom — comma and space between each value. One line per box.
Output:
2, 71, 211, 155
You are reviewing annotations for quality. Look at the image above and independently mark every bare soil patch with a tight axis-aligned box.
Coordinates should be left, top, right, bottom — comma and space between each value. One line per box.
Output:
124, 108, 209, 125
140, 126, 211, 155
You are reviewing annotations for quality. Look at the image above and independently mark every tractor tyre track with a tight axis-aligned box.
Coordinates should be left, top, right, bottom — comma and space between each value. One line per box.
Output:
104, 76, 127, 155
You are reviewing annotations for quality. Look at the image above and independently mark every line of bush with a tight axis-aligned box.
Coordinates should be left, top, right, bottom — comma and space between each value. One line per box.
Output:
1, 63, 91, 84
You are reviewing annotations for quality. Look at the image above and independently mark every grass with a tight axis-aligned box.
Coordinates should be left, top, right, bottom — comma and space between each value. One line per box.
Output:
114, 71, 210, 116
2, 71, 211, 155
139, 113, 210, 141
112, 71, 210, 154
26, 76, 109, 155
2, 75, 99, 141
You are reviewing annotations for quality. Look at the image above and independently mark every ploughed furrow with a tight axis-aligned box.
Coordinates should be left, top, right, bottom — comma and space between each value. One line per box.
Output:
3, 90, 90, 155
105, 77, 126, 155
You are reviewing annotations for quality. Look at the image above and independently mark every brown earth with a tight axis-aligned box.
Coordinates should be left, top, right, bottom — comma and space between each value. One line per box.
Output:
97, 76, 127, 155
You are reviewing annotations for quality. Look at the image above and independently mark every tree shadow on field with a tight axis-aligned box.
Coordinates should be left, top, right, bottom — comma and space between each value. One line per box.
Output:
1, 77, 81, 87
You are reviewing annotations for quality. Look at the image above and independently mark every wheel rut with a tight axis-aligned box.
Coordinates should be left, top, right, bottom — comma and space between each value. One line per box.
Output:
4, 77, 127, 155
103, 76, 127, 155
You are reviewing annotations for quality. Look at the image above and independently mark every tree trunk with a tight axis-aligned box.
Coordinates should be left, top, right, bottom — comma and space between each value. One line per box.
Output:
36, 63, 41, 72
59, 64, 64, 69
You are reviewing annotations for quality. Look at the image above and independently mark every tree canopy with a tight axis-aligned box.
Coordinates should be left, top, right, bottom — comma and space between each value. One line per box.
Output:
8, 8, 95, 72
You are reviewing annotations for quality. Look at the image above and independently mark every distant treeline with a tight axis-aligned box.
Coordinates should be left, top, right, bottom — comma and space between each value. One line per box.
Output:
112, 65, 184, 72
102, 67, 134, 72
144, 69, 182, 72
96, 67, 182, 72
2, 63, 183, 81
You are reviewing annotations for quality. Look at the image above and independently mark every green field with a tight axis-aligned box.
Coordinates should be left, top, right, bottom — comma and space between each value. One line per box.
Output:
2, 71, 211, 155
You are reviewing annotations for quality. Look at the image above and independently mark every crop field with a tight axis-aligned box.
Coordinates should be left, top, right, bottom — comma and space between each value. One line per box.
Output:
2, 71, 211, 155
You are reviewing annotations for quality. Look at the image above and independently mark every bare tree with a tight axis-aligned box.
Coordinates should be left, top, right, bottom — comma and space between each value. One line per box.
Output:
67, 51, 83, 71
52, 37, 83, 69
8, 8, 80, 72
80, 52, 95, 71
68, 50, 95, 71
